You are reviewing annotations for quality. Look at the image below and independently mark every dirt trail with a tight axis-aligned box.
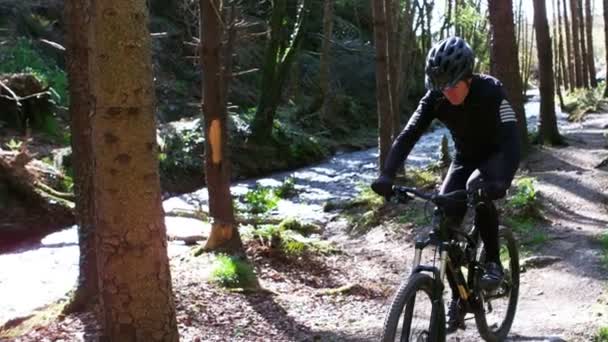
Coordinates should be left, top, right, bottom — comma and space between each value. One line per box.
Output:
488, 113, 608, 341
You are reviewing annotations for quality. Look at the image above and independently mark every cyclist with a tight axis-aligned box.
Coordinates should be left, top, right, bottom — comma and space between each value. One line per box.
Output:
371, 36, 521, 333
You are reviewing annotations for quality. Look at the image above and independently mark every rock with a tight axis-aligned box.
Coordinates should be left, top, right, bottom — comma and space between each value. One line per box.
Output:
521, 255, 562, 269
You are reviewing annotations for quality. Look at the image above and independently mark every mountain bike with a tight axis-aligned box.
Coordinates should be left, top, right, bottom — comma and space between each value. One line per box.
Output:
381, 185, 519, 342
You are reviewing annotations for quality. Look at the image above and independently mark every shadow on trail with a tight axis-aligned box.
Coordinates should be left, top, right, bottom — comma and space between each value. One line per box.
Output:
541, 191, 608, 228
525, 147, 588, 173
245, 292, 377, 342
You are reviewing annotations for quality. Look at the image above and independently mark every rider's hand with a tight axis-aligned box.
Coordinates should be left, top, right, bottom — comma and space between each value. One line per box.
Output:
371, 174, 394, 198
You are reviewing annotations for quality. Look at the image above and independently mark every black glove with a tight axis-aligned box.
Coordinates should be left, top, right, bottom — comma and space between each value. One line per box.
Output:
371, 174, 394, 198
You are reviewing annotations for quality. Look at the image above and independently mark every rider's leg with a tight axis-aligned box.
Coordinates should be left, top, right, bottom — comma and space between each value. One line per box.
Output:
466, 169, 504, 289
438, 160, 473, 293
438, 160, 474, 332
476, 200, 500, 263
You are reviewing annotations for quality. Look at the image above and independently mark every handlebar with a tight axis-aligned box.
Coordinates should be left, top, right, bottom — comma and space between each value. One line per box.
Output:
392, 185, 470, 207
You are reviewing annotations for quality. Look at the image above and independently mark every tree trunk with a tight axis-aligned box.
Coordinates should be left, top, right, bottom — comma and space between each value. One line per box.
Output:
441, 0, 452, 39
516, 0, 523, 50
251, 0, 307, 142
605, 0, 608, 97
570, 0, 583, 88
585, 0, 597, 87
320, 0, 334, 121
552, 0, 566, 109
62, 0, 97, 314
488, 0, 529, 157
387, 0, 403, 140
557, 0, 570, 92
200, 0, 243, 253
563, 0, 577, 91
577, 0, 590, 88
372, 0, 393, 170
88, 0, 179, 339
423, 0, 432, 53
533, 0, 562, 145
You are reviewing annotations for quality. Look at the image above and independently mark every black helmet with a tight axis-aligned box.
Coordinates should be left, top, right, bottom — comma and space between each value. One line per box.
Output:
425, 36, 475, 91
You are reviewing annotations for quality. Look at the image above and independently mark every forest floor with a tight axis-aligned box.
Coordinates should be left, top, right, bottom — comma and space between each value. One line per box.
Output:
3, 112, 608, 341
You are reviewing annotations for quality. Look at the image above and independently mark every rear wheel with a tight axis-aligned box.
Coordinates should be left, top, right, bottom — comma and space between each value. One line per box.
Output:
474, 227, 520, 341
382, 273, 446, 342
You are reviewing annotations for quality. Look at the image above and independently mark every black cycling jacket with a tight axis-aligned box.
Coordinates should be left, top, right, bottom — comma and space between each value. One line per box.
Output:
382, 74, 521, 188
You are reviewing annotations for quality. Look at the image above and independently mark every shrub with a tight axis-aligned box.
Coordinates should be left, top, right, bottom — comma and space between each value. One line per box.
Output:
210, 254, 257, 288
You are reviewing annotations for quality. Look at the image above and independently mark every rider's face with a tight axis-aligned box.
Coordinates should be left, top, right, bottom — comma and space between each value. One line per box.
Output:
442, 80, 470, 105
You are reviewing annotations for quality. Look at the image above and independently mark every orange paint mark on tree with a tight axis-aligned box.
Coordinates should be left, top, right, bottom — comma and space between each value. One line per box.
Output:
209, 119, 222, 164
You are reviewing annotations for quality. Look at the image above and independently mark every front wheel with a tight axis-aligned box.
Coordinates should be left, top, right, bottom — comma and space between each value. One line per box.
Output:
381, 273, 446, 342
474, 227, 520, 341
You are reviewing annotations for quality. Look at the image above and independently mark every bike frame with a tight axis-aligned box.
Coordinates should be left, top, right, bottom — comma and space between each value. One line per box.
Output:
403, 188, 485, 310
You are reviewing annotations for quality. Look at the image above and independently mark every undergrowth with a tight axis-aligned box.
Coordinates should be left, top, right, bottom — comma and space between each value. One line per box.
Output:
210, 254, 257, 289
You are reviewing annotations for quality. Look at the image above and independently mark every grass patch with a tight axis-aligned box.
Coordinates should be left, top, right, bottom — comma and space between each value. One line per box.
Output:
0, 301, 66, 339
241, 183, 279, 215
507, 177, 540, 215
403, 167, 440, 189
339, 184, 387, 234
210, 254, 257, 289
504, 177, 547, 251
596, 327, 608, 342
243, 218, 335, 258
397, 207, 428, 226
274, 177, 298, 198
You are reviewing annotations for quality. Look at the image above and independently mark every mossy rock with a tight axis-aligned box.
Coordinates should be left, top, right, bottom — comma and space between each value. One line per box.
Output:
278, 218, 321, 236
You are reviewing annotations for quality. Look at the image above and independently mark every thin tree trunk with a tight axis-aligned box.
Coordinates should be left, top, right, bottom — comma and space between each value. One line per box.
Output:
320, 0, 334, 121
570, 0, 583, 88
577, 0, 590, 88
89, 0, 179, 338
200, 0, 243, 253
516, 0, 523, 50
552, 0, 565, 108
533, 0, 562, 145
387, 0, 404, 140
605, 0, 608, 97
557, 0, 570, 91
441, 0, 452, 39
424, 0, 432, 52
454, 0, 461, 37
563, 0, 577, 90
488, 0, 529, 156
526, 23, 535, 96
62, 0, 97, 314
251, 0, 307, 142
372, 0, 393, 170
384, 0, 396, 140
585, 0, 597, 87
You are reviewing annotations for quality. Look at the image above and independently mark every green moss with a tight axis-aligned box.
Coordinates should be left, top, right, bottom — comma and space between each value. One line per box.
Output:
397, 207, 427, 226
404, 167, 440, 189
599, 233, 608, 268
245, 221, 336, 258
242, 184, 279, 215
0, 38, 68, 106
278, 217, 320, 236
210, 254, 257, 288
596, 327, 608, 342
274, 177, 298, 198
563, 87, 607, 122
